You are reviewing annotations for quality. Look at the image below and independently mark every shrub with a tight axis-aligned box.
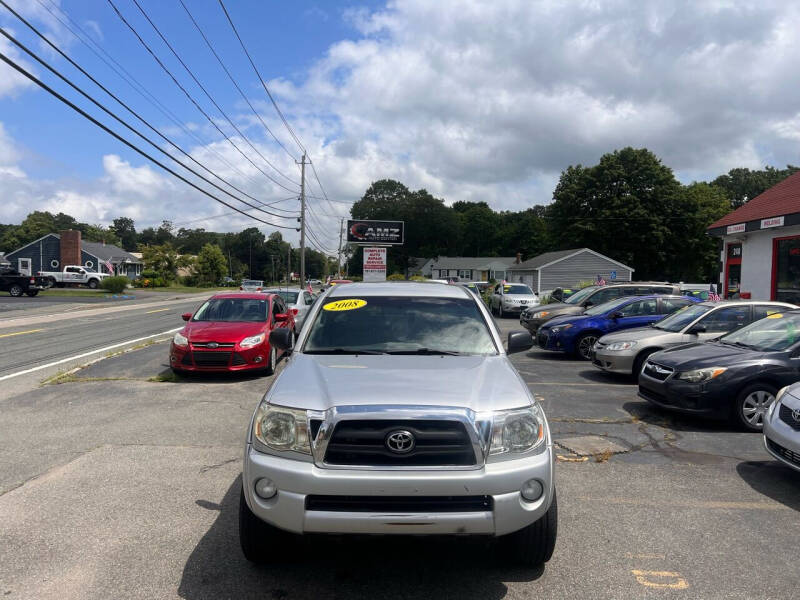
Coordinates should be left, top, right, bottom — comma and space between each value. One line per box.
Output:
387, 273, 406, 281
410, 275, 426, 281
102, 276, 130, 294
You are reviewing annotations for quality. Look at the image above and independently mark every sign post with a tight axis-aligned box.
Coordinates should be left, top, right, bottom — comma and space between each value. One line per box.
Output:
363, 247, 387, 282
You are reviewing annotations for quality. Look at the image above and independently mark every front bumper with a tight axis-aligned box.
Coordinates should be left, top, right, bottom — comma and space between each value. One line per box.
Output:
592, 348, 636, 374
637, 372, 730, 419
243, 445, 555, 537
764, 410, 800, 473
170, 342, 269, 372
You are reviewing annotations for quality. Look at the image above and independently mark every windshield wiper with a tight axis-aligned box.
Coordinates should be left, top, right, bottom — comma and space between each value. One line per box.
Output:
387, 348, 467, 356
305, 348, 387, 355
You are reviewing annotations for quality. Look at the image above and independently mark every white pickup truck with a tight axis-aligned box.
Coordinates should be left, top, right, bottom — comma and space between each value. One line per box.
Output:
38, 265, 110, 289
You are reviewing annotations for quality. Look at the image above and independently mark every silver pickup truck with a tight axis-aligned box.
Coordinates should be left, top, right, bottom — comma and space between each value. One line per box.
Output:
240, 282, 557, 567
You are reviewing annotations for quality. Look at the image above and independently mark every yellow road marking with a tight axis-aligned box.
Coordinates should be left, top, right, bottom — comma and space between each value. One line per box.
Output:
145, 308, 170, 314
632, 570, 689, 589
0, 328, 45, 339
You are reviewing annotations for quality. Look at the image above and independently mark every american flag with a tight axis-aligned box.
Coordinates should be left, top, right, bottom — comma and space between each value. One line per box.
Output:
307, 283, 313, 294
597, 274, 606, 286
104, 259, 114, 275
708, 284, 721, 302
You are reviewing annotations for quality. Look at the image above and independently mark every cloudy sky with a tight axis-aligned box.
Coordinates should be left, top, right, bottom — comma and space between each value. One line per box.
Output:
1, 0, 799, 253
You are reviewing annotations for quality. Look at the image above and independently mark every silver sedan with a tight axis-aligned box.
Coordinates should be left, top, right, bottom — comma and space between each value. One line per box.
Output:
264, 288, 316, 330
764, 383, 800, 473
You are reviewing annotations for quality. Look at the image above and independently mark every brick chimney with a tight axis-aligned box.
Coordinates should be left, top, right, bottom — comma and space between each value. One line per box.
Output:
60, 230, 81, 267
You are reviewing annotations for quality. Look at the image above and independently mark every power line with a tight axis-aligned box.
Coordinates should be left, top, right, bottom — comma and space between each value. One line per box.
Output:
172, 196, 298, 227
128, 0, 300, 187
35, 0, 302, 208
0, 50, 300, 230
0, 26, 297, 225
177, 0, 297, 163
217, 0, 305, 154
105, 0, 301, 194
1, 1, 298, 218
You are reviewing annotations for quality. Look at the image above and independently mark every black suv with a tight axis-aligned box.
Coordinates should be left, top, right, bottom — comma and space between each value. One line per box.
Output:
520, 283, 681, 334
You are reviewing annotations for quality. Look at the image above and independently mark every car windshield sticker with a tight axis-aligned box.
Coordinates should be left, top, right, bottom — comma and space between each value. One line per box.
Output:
766, 313, 783, 319
503, 286, 511, 292
323, 298, 367, 312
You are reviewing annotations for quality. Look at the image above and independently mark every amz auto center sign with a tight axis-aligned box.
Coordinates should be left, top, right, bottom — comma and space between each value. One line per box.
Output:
347, 220, 404, 245
363, 247, 387, 282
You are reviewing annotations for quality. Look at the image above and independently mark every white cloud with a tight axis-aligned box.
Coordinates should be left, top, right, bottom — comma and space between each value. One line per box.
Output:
6, 0, 800, 251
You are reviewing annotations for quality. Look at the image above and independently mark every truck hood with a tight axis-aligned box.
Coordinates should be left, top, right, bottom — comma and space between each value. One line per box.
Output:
649, 342, 760, 369
267, 353, 533, 412
185, 321, 265, 343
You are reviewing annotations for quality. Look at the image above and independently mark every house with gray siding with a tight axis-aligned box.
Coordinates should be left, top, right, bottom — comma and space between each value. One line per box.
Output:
506, 248, 634, 293
429, 256, 517, 281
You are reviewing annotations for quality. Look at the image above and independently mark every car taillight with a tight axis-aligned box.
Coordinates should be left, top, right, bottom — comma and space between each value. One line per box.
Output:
239, 286, 243, 290
290, 308, 298, 316
257, 287, 262, 291
30, 278, 35, 284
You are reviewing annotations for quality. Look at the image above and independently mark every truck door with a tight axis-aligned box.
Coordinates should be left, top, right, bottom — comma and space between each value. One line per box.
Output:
18, 258, 31, 276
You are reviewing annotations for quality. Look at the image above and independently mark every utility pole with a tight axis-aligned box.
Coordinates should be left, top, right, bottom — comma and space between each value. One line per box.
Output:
287, 244, 291, 288
337, 218, 344, 278
298, 152, 307, 287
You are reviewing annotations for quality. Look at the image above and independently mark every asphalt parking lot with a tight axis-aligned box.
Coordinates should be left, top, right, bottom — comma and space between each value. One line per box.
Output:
1, 315, 798, 599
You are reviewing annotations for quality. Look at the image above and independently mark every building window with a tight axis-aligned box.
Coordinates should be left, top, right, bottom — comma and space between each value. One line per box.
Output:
773, 236, 800, 303
458, 269, 471, 280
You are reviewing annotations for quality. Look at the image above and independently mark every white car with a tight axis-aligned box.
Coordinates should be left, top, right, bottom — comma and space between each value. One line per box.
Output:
764, 382, 800, 473
490, 283, 539, 318
240, 279, 264, 292
264, 288, 316, 330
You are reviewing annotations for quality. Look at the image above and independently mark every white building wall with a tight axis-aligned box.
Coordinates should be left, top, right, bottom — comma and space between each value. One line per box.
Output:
722, 224, 800, 300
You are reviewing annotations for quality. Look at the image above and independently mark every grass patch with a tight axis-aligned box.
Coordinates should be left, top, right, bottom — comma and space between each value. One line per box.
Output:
46, 373, 137, 385
148, 370, 183, 383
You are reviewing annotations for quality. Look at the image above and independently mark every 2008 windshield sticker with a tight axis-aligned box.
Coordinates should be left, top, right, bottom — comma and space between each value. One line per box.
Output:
323, 299, 367, 311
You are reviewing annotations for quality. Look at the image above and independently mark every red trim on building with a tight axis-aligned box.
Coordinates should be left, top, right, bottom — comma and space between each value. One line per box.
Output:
708, 171, 800, 230
770, 234, 800, 301
724, 243, 741, 299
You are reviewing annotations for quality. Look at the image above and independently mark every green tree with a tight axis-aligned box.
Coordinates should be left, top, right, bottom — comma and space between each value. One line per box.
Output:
712, 166, 800, 208
110, 217, 138, 251
195, 243, 227, 286
140, 242, 188, 283
548, 147, 681, 279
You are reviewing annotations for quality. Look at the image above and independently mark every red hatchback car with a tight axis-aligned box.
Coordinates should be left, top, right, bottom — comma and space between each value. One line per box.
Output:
170, 293, 295, 375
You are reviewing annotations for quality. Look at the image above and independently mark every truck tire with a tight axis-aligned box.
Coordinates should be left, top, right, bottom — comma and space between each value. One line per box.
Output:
239, 485, 296, 563
26, 290, 39, 297
9, 284, 24, 297
87, 278, 99, 289
503, 489, 557, 567
47, 277, 56, 288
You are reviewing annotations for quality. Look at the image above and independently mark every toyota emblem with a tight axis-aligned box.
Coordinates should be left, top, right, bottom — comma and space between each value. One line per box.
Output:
206, 342, 219, 349
385, 430, 415, 454
792, 407, 800, 423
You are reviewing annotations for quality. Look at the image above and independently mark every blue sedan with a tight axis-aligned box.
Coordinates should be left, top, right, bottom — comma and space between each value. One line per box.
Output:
535, 295, 700, 360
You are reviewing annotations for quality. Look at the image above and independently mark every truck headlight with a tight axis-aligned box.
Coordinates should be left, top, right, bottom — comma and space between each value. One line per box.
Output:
253, 403, 311, 454
488, 405, 546, 456
172, 332, 189, 348
240, 332, 266, 348
604, 341, 637, 351
676, 367, 726, 383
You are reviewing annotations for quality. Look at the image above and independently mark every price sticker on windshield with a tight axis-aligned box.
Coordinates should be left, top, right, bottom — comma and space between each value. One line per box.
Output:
766, 313, 783, 319
503, 286, 512, 292
323, 299, 367, 312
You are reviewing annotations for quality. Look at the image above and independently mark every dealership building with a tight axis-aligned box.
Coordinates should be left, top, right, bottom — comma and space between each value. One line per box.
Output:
708, 171, 800, 303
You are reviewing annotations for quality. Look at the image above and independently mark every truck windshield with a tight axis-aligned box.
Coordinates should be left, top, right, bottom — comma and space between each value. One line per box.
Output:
192, 298, 268, 322
304, 296, 498, 355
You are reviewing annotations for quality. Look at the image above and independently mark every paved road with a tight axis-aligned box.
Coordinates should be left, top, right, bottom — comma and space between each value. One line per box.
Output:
0, 315, 798, 599
0, 294, 210, 380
